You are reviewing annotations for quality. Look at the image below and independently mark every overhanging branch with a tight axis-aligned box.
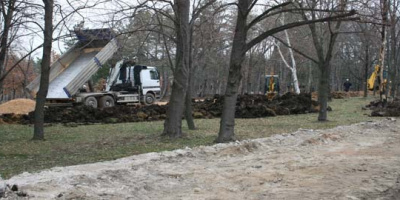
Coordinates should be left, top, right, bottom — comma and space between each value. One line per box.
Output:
246, 9, 357, 51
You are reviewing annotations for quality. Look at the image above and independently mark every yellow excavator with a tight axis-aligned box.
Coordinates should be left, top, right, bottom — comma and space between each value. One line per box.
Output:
367, 65, 387, 91
265, 75, 279, 100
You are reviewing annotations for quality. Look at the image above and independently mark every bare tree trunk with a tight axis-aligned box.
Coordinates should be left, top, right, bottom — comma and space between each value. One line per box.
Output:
308, 61, 313, 93
282, 16, 300, 94
317, 62, 330, 121
184, 25, 195, 130
184, 73, 195, 130
184, 65, 195, 130
162, 0, 190, 138
33, 0, 53, 140
378, 0, 388, 103
364, 44, 369, 98
307, 0, 344, 121
389, 2, 398, 98
274, 34, 300, 94
216, 0, 249, 143
0, 0, 16, 94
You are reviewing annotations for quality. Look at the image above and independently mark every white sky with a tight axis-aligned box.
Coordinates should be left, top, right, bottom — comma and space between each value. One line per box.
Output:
19, 0, 279, 58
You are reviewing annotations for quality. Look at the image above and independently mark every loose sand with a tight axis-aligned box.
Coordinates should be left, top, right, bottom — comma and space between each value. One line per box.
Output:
0, 99, 35, 115
3, 119, 400, 199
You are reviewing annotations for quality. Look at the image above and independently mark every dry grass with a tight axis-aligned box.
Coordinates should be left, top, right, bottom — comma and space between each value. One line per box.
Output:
0, 96, 381, 179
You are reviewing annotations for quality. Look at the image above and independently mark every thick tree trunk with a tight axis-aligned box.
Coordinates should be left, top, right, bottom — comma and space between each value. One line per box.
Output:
308, 62, 313, 93
32, 0, 53, 140
184, 68, 196, 130
162, 0, 190, 138
184, 25, 195, 130
246, 52, 253, 94
378, 0, 388, 103
389, 10, 398, 98
216, 0, 248, 143
317, 62, 330, 121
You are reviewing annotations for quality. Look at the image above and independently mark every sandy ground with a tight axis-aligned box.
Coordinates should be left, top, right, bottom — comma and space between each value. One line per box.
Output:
3, 119, 400, 199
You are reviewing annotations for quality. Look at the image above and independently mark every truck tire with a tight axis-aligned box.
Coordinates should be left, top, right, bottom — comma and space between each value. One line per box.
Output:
99, 95, 115, 108
84, 96, 98, 108
144, 93, 155, 105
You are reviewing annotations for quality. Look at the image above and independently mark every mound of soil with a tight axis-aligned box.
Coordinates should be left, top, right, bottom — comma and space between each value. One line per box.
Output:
367, 98, 400, 117
27, 104, 168, 124
4, 93, 322, 124
194, 93, 318, 119
0, 99, 35, 115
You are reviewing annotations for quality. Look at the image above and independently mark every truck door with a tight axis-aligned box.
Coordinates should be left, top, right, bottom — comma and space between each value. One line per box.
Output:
140, 68, 161, 97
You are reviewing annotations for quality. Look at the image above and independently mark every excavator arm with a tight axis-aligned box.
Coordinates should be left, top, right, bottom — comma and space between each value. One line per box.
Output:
367, 65, 380, 91
367, 65, 388, 91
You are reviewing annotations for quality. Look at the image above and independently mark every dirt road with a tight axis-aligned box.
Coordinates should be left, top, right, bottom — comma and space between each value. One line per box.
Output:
4, 119, 400, 199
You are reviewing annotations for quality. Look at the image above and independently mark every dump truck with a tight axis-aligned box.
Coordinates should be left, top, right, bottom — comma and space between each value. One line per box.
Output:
27, 28, 161, 108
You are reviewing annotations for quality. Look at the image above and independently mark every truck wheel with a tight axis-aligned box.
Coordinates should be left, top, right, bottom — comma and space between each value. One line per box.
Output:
84, 96, 98, 108
144, 93, 155, 105
99, 95, 115, 108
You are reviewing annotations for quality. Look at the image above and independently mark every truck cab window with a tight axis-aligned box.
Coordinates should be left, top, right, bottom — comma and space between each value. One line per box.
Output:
150, 70, 159, 80
119, 66, 126, 82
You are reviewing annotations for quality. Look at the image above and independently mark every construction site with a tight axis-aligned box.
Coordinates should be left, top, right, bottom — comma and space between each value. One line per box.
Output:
3, 0, 400, 198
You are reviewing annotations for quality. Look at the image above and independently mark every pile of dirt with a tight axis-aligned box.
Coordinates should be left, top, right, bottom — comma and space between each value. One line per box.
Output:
0, 99, 35, 115
2, 93, 322, 124
367, 98, 400, 117
28, 104, 168, 124
192, 93, 318, 119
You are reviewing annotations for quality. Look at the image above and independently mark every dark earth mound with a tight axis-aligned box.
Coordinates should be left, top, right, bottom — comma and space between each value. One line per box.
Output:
367, 98, 400, 117
2, 93, 322, 125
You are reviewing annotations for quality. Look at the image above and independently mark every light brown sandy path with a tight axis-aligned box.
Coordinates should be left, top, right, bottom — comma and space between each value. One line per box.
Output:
4, 119, 400, 200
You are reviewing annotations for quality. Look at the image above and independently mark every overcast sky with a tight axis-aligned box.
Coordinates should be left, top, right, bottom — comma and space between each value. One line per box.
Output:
21, 0, 277, 58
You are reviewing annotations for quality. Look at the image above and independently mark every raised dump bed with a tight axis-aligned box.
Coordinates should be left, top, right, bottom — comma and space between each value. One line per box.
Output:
27, 29, 119, 100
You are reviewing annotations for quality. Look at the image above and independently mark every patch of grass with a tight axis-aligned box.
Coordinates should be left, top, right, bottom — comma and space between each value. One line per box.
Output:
0, 96, 380, 179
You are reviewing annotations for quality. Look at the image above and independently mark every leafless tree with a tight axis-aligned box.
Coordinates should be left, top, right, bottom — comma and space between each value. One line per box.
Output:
32, 0, 53, 140
216, 0, 356, 142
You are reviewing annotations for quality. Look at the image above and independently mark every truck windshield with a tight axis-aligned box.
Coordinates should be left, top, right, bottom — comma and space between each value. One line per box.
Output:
150, 70, 159, 80
119, 66, 126, 82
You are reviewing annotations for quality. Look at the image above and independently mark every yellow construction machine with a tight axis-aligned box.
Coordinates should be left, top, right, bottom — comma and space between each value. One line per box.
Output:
367, 65, 387, 91
265, 75, 279, 100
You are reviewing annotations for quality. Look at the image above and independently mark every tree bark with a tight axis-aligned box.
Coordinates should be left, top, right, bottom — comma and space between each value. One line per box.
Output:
0, 0, 16, 96
32, 0, 53, 140
184, 62, 196, 130
363, 44, 369, 98
389, 2, 398, 98
274, 35, 300, 94
378, 0, 388, 102
216, 0, 249, 143
317, 62, 330, 121
184, 24, 196, 130
162, 0, 190, 138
